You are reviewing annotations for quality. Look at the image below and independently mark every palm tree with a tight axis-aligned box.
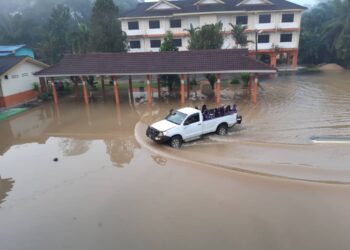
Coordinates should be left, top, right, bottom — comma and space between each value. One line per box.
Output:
184, 24, 199, 50
321, 0, 350, 64
70, 23, 90, 54
229, 23, 251, 48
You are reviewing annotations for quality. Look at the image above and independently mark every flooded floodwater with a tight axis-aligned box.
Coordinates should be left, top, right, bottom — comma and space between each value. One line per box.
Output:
1, 71, 350, 250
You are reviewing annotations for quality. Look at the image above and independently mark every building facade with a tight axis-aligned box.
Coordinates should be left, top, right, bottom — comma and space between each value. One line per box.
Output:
0, 57, 48, 107
119, 0, 306, 67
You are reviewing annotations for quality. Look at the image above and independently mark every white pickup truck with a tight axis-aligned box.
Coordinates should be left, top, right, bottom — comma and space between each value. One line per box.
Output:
146, 105, 242, 148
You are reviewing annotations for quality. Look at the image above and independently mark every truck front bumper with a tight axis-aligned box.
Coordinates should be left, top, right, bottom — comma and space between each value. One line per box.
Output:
146, 127, 170, 143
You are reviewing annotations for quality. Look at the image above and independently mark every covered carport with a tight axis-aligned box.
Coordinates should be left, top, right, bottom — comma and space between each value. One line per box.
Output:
36, 49, 276, 106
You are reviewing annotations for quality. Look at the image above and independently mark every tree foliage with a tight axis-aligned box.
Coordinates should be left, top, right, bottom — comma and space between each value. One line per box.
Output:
89, 0, 127, 52
160, 31, 178, 52
186, 23, 224, 89
187, 22, 224, 50
0, 0, 138, 64
160, 31, 180, 91
41, 5, 72, 64
230, 24, 250, 48
300, 0, 350, 67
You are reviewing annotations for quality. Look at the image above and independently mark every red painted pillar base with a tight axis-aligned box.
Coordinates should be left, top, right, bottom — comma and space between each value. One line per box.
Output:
147, 75, 152, 104
292, 50, 299, 67
51, 78, 58, 105
113, 76, 120, 105
82, 78, 89, 105
270, 53, 277, 67
180, 74, 185, 104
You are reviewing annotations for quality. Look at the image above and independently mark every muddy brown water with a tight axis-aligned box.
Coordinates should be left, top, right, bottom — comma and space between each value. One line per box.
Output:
0, 71, 350, 250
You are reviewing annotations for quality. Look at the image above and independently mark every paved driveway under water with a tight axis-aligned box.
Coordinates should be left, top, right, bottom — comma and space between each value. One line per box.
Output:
1, 71, 350, 250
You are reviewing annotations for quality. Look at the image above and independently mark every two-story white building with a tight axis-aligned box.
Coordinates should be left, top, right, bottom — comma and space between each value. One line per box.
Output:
119, 0, 306, 67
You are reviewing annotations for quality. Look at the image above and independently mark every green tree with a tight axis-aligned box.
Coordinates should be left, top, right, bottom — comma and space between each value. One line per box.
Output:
186, 22, 224, 89
299, 0, 350, 67
230, 24, 250, 48
321, 0, 350, 66
160, 31, 178, 52
187, 22, 224, 50
160, 31, 180, 92
89, 0, 127, 52
70, 23, 90, 54
41, 4, 72, 64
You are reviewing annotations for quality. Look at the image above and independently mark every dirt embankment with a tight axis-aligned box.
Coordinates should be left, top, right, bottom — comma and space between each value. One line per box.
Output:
319, 63, 345, 71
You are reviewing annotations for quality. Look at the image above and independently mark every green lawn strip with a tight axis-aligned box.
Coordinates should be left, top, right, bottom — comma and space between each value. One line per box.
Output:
0, 108, 29, 121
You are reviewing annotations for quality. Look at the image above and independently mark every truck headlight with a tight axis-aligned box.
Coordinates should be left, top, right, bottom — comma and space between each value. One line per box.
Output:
159, 131, 167, 137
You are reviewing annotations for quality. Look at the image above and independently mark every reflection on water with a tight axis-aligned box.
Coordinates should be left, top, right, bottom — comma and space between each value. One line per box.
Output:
0, 72, 350, 249
0, 177, 15, 207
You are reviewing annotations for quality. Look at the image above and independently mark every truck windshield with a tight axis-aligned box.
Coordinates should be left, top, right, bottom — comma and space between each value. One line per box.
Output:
166, 111, 187, 125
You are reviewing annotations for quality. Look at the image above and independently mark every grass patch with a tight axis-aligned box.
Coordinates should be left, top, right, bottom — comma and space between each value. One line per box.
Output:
0, 108, 28, 121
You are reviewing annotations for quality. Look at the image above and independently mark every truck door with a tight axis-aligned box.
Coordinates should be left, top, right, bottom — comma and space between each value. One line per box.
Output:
183, 113, 202, 140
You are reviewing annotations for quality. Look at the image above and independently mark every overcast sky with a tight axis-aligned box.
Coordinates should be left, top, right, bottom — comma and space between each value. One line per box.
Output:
144, 0, 318, 7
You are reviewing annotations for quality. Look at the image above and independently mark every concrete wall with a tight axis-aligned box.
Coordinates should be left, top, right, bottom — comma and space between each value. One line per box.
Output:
0, 61, 45, 107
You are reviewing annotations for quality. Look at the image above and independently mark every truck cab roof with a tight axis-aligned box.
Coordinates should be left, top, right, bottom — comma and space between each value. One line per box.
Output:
177, 107, 200, 116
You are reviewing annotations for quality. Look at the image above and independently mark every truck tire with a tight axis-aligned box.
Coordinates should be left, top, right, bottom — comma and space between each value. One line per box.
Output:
170, 135, 183, 149
217, 124, 228, 136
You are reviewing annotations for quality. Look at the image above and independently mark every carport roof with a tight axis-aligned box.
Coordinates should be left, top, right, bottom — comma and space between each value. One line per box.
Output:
36, 49, 276, 77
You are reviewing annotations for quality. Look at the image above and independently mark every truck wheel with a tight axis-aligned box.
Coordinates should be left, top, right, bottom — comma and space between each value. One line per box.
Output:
170, 136, 183, 149
217, 124, 228, 136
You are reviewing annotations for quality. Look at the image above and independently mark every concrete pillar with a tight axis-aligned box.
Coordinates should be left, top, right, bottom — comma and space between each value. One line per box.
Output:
129, 76, 134, 103
248, 75, 253, 94
51, 77, 58, 105
39, 77, 47, 93
253, 75, 258, 104
101, 76, 106, 98
113, 76, 120, 105
187, 76, 191, 99
157, 77, 161, 99
270, 53, 277, 67
82, 77, 89, 105
292, 50, 298, 67
180, 74, 185, 104
216, 73, 221, 104
147, 75, 152, 104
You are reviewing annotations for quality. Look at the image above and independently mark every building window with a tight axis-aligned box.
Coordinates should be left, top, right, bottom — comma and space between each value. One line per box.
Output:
170, 19, 182, 28
259, 14, 271, 24
282, 13, 294, 23
130, 40, 141, 49
280, 33, 293, 42
150, 40, 161, 48
11, 75, 19, 79
22, 73, 29, 77
258, 34, 270, 43
128, 21, 139, 30
172, 39, 182, 47
236, 16, 248, 25
149, 20, 160, 29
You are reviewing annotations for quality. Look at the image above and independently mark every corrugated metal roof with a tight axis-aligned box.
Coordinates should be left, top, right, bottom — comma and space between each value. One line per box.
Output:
120, 0, 306, 18
0, 45, 26, 53
0, 56, 26, 76
36, 49, 276, 77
